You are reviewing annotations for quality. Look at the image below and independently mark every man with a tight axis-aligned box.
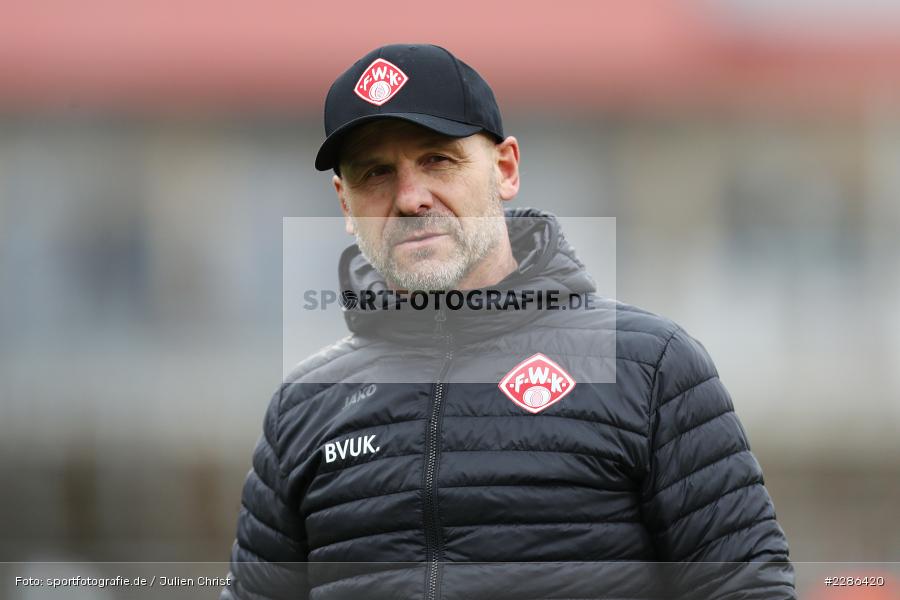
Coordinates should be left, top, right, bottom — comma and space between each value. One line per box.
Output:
221, 44, 795, 599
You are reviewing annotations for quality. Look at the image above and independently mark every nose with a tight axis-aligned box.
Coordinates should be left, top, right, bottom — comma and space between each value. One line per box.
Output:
393, 162, 434, 216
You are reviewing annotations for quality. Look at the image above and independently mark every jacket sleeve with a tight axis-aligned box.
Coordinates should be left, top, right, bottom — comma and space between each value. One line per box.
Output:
221, 386, 310, 600
640, 327, 796, 600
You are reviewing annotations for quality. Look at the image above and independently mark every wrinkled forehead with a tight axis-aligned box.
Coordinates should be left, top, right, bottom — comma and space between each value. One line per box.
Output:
339, 120, 472, 165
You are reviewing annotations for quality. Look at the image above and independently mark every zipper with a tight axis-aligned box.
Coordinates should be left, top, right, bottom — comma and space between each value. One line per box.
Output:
424, 309, 454, 600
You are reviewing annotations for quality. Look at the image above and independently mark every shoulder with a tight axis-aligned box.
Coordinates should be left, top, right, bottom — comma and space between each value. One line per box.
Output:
572, 297, 720, 394
536, 295, 684, 366
274, 334, 377, 418
284, 335, 367, 384
590, 299, 722, 414
609, 298, 717, 386
605, 298, 682, 352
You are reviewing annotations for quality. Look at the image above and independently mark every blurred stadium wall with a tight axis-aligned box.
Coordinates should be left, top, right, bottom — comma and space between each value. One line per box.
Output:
1, 0, 898, 567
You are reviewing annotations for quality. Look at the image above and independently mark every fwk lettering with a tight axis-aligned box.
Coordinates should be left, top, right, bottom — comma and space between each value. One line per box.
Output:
498, 353, 576, 414
354, 59, 409, 106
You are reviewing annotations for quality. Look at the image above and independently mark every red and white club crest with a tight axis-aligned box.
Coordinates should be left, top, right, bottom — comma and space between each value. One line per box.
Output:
354, 58, 409, 106
498, 353, 576, 414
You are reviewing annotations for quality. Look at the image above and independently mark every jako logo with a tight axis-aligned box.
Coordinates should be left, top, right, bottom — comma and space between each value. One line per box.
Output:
324, 434, 380, 464
498, 353, 576, 414
344, 384, 377, 409
354, 58, 409, 106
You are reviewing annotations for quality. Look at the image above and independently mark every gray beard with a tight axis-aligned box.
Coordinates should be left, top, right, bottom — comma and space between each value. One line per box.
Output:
351, 198, 505, 291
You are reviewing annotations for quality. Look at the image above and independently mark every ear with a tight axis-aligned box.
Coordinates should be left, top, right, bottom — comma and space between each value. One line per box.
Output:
494, 136, 520, 201
333, 175, 355, 235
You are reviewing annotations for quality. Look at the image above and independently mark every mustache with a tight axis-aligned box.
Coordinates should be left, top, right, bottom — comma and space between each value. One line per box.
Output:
384, 214, 462, 246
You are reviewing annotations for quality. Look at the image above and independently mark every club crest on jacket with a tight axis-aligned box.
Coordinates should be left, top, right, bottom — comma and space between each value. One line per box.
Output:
354, 58, 409, 106
498, 353, 576, 414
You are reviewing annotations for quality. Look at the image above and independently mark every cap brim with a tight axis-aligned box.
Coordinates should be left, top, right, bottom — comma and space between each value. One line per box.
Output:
315, 113, 483, 171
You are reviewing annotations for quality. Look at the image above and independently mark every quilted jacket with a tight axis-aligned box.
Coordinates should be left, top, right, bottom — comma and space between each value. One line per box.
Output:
221, 208, 795, 600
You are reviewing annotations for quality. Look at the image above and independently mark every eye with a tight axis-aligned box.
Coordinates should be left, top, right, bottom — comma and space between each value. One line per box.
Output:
364, 165, 392, 179
424, 154, 451, 166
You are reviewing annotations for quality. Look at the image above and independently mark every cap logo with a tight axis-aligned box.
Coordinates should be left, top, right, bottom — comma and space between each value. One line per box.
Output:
354, 58, 409, 106
498, 353, 576, 414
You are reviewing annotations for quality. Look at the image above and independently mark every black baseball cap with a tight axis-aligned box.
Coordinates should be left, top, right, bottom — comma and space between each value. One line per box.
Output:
315, 44, 505, 171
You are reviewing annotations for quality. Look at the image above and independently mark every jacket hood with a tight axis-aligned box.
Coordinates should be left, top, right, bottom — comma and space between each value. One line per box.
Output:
337, 207, 597, 346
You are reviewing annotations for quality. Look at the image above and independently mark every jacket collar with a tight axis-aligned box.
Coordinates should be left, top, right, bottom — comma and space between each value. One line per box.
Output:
338, 207, 596, 347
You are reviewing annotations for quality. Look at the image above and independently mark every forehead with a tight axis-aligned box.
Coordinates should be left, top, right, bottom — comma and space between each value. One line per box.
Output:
339, 120, 479, 165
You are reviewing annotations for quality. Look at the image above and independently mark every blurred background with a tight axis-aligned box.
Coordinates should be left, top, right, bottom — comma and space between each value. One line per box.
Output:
1, 0, 899, 589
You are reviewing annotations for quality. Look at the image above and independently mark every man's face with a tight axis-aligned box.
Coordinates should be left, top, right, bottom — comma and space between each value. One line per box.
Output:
334, 121, 518, 290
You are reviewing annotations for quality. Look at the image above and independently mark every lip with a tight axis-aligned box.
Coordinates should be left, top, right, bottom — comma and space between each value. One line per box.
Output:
394, 232, 449, 248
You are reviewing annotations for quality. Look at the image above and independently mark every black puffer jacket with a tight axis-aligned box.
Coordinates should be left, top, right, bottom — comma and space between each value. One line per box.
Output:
222, 208, 795, 600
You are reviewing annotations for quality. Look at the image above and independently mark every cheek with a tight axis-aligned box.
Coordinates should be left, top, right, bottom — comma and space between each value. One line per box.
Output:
431, 176, 477, 211
347, 187, 392, 216
458, 176, 495, 211
355, 219, 385, 245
